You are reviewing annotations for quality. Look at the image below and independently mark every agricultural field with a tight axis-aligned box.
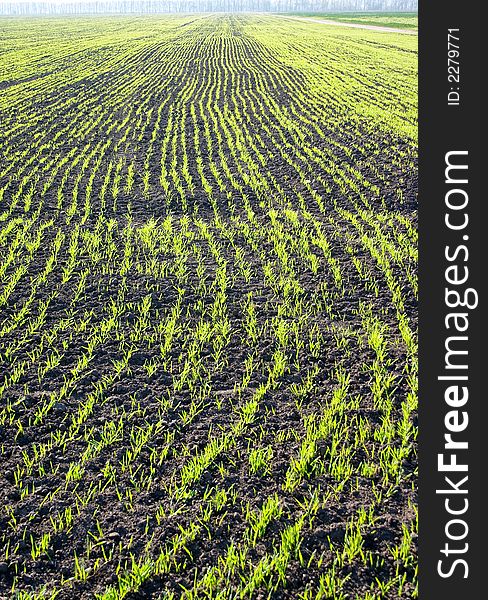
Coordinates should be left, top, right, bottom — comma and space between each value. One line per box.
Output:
0, 14, 417, 600
287, 13, 418, 30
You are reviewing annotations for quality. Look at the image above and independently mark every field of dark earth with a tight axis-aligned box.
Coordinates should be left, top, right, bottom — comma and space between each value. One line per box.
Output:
0, 14, 417, 600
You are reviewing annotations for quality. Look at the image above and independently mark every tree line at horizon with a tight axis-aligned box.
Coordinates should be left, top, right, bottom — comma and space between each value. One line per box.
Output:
0, 0, 418, 16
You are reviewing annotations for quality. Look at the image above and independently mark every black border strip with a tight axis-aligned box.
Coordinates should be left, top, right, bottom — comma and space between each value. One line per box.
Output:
419, 1, 483, 597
